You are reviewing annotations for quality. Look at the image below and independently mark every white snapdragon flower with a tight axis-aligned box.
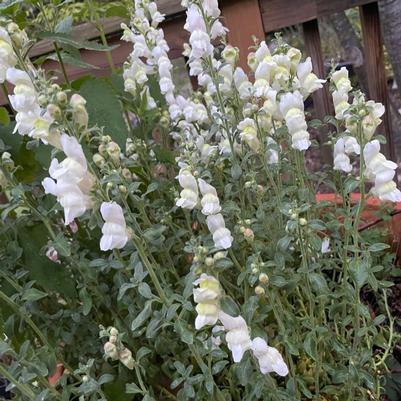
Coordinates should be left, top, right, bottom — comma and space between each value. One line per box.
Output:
222, 45, 239, 67
218, 311, 252, 362
70, 94, 89, 129
238, 118, 260, 151
198, 178, 221, 215
279, 91, 311, 151
189, 30, 214, 59
218, 64, 233, 93
343, 135, 360, 155
333, 138, 352, 173
255, 41, 271, 64
6, 68, 41, 136
233, 67, 253, 99
0, 27, 17, 83
321, 237, 330, 254
251, 337, 289, 376
148, 1, 165, 26
184, 4, 206, 33
363, 140, 401, 202
100, 202, 129, 251
332, 90, 350, 120
193, 274, 222, 330
206, 214, 233, 249
176, 169, 199, 209
203, 0, 220, 18
362, 101, 385, 140
42, 135, 93, 225
331, 67, 352, 94
296, 57, 325, 97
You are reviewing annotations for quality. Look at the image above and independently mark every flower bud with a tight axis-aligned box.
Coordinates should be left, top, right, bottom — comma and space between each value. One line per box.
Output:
244, 181, 252, 188
56, 91, 68, 105
222, 45, 239, 66
47, 104, 61, 119
106, 182, 113, 190
93, 153, 106, 168
104, 341, 119, 360
259, 273, 269, 284
38, 95, 48, 107
106, 142, 121, 164
299, 218, 307, 226
121, 168, 132, 181
214, 251, 225, 261
46, 247, 60, 264
247, 52, 257, 71
119, 185, 127, 194
109, 327, 118, 336
205, 257, 214, 267
243, 228, 254, 241
109, 335, 117, 343
119, 348, 135, 370
252, 267, 259, 274
255, 285, 265, 296
1, 152, 14, 169
82, 375, 89, 382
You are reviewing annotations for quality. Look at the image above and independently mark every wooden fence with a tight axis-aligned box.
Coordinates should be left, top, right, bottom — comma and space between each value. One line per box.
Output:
1, 0, 395, 160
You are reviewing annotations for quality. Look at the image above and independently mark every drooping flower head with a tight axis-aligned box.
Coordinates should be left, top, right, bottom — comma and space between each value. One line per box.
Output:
100, 202, 129, 251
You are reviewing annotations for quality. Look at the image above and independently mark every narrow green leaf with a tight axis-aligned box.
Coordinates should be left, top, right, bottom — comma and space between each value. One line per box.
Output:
37, 31, 118, 52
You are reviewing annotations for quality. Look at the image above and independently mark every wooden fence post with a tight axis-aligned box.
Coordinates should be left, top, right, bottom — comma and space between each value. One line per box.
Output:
221, 0, 265, 73
360, 2, 395, 161
302, 18, 333, 163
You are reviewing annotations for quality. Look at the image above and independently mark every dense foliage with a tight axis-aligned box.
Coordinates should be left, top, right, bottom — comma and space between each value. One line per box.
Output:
1, 1, 401, 400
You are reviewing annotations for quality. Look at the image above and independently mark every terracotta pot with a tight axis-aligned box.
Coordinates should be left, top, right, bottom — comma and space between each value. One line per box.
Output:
315, 193, 401, 264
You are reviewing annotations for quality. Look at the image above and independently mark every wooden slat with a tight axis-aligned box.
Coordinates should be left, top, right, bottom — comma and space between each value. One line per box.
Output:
302, 19, 332, 162
360, 2, 395, 161
221, 0, 265, 72
260, 0, 375, 32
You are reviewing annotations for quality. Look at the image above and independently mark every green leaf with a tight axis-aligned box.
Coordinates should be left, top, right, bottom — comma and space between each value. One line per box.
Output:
138, 282, 152, 299
349, 258, 369, 288
126, 383, 143, 395
309, 273, 328, 294
174, 320, 193, 345
47, 52, 99, 70
22, 288, 47, 302
37, 32, 118, 52
131, 301, 153, 331
303, 332, 316, 360
0, 0, 22, 11
0, 107, 10, 126
368, 243, 390, 252
79, 78, 129, 147
79, 288, 92, 316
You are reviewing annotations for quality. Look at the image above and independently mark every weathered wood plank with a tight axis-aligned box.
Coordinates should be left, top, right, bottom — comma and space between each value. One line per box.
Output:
302, 19, 332, 162
260, 0, 375, 32
221, 0, 265, 72
360, 2, 395, 161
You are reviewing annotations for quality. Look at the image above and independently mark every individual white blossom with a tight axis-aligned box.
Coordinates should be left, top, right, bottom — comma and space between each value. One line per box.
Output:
234, 67, 253, 99
343, 135, 360, 155
279, 91, 310, 151
218, 311, 252, 362
333, 138, 352, 173
296, 57, 325, 97
364, 140, 401, 202
198, 178, 221, 215
251, 337, 289, 376
206, 214, 233, 249
100, 202, 129, 251
193, 274, 222, 330
176, 169, 199, 209
42, 134, 93, 225
0, 27, 17, 83
331, 67, 352, 94
238, 118, 260, 151
321, 237, 330, 254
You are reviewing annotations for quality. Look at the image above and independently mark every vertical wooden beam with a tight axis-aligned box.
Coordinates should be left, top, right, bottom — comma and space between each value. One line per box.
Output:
302, 18, 332, 163
360, 2, 394, 161
221, 0, 265, 73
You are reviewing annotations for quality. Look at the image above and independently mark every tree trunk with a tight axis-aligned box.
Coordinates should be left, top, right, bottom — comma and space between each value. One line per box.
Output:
324, 11, 368, 93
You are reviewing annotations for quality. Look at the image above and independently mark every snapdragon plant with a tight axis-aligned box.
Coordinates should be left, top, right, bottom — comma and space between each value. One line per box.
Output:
0, 1, 400, 401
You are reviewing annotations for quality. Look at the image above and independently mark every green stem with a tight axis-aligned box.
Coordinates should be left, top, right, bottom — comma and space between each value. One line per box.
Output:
54, 43, 71, 87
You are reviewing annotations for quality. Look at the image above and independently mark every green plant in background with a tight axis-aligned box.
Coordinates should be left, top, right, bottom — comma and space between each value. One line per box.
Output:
1, 1, 401, 401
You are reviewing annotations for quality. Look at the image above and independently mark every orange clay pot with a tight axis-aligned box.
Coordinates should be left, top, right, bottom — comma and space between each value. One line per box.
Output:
315, 193, 401, 265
